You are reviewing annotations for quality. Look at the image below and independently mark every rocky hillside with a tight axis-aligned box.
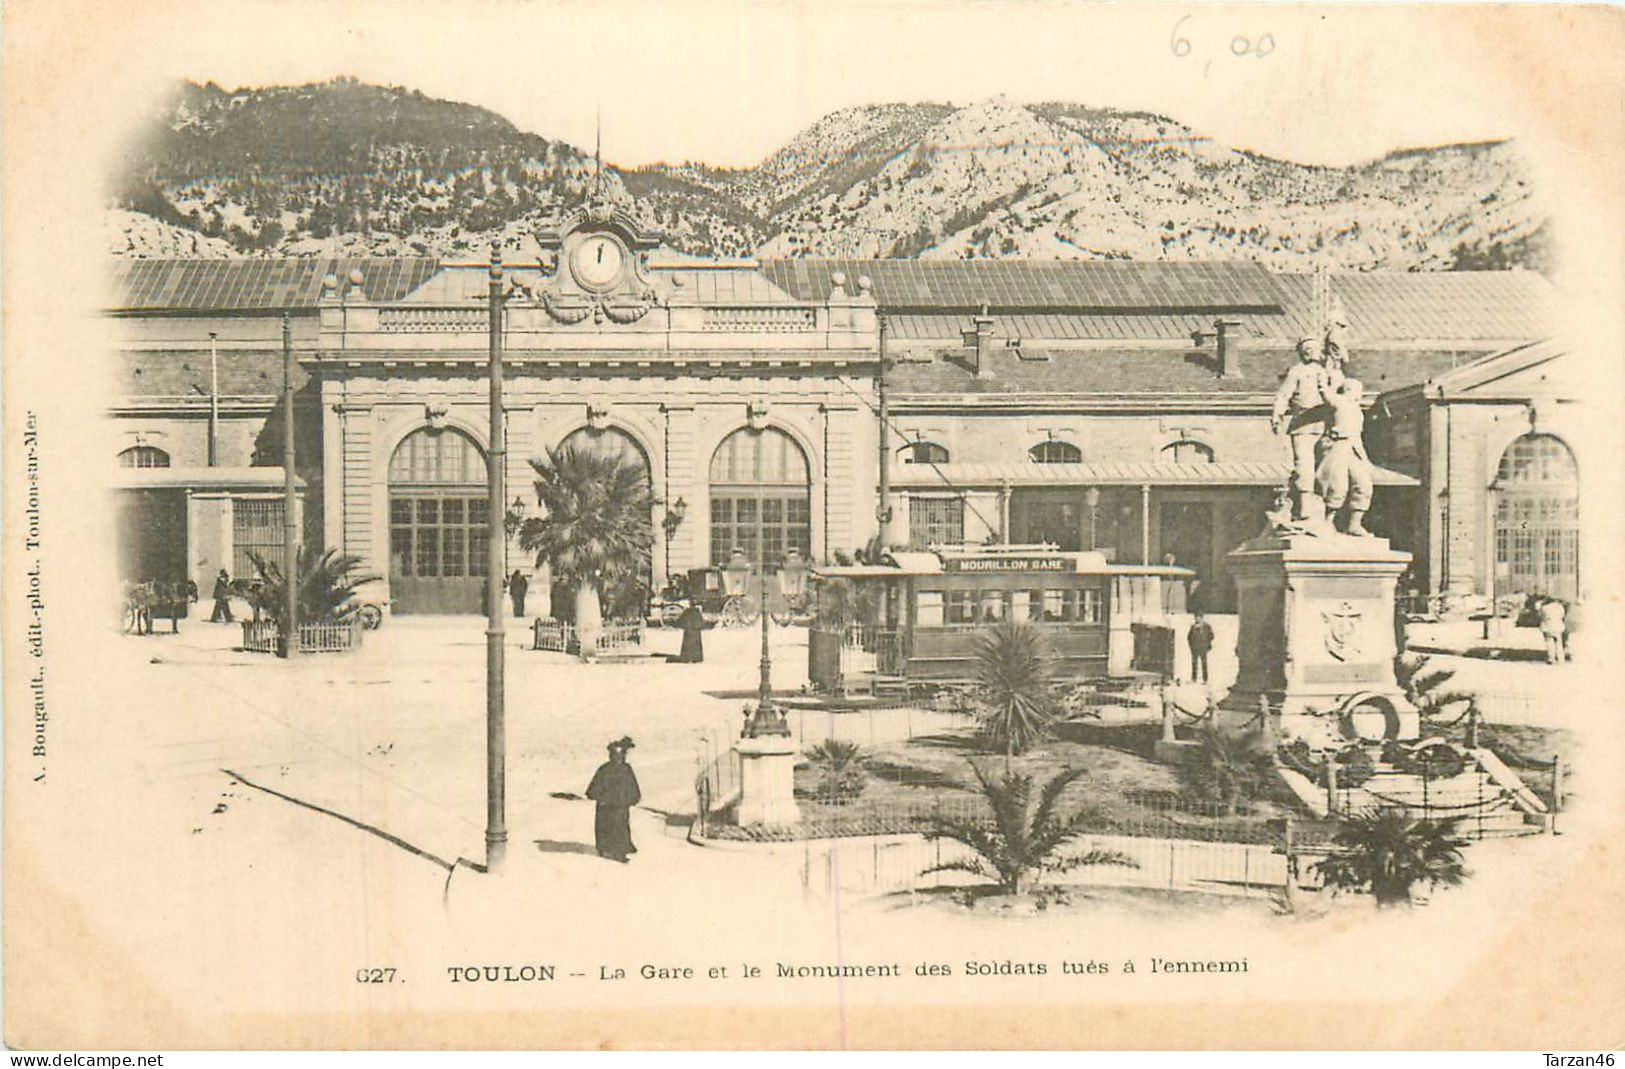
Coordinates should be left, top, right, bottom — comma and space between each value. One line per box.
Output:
111, 79, 1548, 271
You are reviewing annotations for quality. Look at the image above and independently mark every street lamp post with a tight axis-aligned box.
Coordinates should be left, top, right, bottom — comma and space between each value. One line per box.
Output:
280, 314, 299, 658
744, 553, 789, 739
1085, 486, 1101, 552
485, 246, 508, 871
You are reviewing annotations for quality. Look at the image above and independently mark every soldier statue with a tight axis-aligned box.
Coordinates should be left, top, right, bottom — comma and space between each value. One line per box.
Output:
1270, 337, 1333, 523
1315, 373, 1376, 536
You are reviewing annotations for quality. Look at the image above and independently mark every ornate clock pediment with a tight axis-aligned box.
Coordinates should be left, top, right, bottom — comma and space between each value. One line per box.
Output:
533, 205, 661, 325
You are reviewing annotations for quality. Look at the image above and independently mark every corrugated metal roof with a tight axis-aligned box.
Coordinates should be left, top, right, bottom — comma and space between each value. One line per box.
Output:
108, 259, 1557, 346
887, 345, 1482, 397
759, 259, 1285, 312
1271, 271, 1555, 342
664, 268, 802, 305
110, 258, 440, 312
893, 460, 1417, 488
888, 312, 1294, 342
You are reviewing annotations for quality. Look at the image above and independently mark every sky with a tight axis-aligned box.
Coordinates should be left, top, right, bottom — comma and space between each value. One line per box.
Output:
112, 0, 1547, 170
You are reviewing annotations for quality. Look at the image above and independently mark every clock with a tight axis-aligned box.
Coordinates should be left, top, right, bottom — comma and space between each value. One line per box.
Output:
572, 233, 625, 290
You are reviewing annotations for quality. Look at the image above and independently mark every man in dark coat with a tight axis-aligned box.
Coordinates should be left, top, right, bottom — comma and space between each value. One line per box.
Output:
209, 569, 235, 623
1187, 613, 1215, 684
508, 570, 529, 618
673, 598, 706, 663
586, 737, 641, 862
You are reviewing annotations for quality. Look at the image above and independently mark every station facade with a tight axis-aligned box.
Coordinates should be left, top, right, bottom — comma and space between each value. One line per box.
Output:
109, 214, 1572, 617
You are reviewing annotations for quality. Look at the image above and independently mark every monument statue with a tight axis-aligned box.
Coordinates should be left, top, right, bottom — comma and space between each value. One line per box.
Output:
1314, 373, 1375, 536
1270, 337, 1333, 523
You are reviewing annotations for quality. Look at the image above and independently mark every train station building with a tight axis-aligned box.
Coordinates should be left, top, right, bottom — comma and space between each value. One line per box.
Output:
109, 211, 1570, 617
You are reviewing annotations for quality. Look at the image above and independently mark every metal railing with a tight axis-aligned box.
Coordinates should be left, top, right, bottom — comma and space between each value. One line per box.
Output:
531, 617, 645, 656
694, 743, 742, 834
239, 617, 363, 654
836, 625, 905, 679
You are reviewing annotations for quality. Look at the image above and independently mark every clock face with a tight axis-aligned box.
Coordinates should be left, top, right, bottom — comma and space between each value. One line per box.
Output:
572, 234, 625, 289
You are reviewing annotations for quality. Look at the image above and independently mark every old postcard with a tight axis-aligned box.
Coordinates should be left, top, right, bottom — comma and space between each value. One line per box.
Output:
4, 0, 1624, 1051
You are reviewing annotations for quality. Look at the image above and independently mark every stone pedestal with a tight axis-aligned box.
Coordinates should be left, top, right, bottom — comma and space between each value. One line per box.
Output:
1218, 532, 1417, 747
735, 733, 801, 828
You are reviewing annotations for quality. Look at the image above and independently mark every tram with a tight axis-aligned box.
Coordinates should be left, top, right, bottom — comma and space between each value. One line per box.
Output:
811, 544, 1195, 684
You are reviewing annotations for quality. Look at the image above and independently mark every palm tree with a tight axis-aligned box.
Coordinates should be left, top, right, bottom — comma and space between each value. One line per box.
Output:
517, 444, 654, 647
922, 762, 1136, 897
973, 620, 1059, 770
248, 547, 379, 625
1395, 653, 1475, 721
1184, 727, 1273, 815
803, 739, 867, 805
1314, 810, 1470, 907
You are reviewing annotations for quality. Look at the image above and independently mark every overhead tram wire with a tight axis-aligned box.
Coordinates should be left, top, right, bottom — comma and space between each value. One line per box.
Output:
829, 371, 1001, 540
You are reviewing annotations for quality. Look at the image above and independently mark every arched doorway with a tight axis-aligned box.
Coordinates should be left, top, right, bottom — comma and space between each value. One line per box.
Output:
709, 427, 811, 568
388, 427, 489, 614
1493, 433, 1578, 601
554, 426, 655, 619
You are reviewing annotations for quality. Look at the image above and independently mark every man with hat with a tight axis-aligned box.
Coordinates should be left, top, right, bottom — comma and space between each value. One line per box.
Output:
585, 737, 641, 862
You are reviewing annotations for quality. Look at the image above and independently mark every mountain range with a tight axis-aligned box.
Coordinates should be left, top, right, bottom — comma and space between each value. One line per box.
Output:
110, 78, 1549, 271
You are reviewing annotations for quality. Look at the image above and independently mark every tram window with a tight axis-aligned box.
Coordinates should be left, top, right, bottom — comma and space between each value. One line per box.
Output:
1043, 590, 1064, 621
1081, 588, 1103, 623
916, 590, 944, 628
944, 590, 976, 625
978, 591, 1006, 621
1010, 590, 1043, 622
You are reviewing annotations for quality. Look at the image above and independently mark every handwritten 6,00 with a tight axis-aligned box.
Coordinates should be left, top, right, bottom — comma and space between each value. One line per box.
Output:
1170, 15, 1275, 60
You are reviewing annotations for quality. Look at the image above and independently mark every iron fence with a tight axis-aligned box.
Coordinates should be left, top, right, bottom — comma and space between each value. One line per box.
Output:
239, 617, 363, 654
531, 618, 645, 656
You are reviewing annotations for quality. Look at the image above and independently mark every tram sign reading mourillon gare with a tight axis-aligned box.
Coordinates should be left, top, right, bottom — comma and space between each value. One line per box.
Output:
944, 556, 1070, 573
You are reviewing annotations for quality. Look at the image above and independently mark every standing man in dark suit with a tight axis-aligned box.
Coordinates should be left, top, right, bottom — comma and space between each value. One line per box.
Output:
1187, 613, 1215, 685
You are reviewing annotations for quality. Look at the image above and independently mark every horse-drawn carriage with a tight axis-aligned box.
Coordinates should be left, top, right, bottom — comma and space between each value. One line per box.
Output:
651, 548, 813, 628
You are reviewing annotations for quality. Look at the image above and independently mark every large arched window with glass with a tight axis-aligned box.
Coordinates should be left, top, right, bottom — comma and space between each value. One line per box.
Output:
388, 427, 489, 613
559, 426, 651, 479
1493, 433, 1579, 600
118, 445, 171, 469
709, 427, 811, 567
1029, 439, 1082, 464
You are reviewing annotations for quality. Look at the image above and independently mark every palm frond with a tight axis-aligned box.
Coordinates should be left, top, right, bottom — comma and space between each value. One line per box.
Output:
920, 858, 993, 881
1031, 765, 1090, 837
1047, 849, 1139, 874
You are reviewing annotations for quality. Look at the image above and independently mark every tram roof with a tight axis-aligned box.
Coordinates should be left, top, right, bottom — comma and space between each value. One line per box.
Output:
816, 549, 1196, 579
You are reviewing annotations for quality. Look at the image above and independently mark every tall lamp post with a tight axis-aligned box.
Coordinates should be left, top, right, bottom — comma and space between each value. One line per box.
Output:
1085, 486, 1101, 552
485, 246, 508, 871
280, 314, 299, 658
744, 552, 789, 739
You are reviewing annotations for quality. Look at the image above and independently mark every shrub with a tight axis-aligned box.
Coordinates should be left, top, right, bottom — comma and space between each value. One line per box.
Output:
973, 620, 1060, 766
804, 739, 867, 805
922, 762, 1136, 896
1182, 728, 1274, 815
1315, 811, 1470, 907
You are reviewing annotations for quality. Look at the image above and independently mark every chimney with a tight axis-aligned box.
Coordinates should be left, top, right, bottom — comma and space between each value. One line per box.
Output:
960, 304, 996, 378
1213, 319, 1243, 378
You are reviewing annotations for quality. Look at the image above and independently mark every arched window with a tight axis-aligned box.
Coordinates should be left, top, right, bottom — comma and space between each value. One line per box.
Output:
559, 426, 652, 482
387, 427, 490, 613
899, 441, 951, 465
1029, 440, 1082, 464
118, 445, 171, 469
709, 428, 811, 566
388, 426, 486, 484
1494, 433, 1579, 600
1161, 439, 1215, 464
